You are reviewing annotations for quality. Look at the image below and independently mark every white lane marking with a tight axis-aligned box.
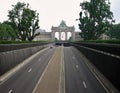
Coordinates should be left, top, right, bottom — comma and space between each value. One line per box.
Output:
8, 89, 13, 93
72, 56, 76, 59
76, 65, 79, 68
0, 47, 50, 86
59, 45, 65, 93
32, 50, 56, 93
83, 81, 87, 88
39, 58, 41, 61
28, 68, 32, 72
93, 72, 110, 93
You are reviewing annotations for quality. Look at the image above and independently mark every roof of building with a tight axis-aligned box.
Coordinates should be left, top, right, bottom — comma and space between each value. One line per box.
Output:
59, 20, 67, 27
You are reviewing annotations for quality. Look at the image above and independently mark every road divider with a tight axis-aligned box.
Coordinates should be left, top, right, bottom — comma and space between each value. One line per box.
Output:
33, 46, 65, 93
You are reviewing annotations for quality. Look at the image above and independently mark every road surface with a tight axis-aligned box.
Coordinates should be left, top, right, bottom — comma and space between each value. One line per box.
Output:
0, 46, 55, 93
0, 46, 109, 93
64, 46, 107, 93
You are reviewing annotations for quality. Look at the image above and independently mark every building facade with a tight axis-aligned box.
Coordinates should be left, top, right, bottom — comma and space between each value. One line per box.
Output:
34, 21, 82, 41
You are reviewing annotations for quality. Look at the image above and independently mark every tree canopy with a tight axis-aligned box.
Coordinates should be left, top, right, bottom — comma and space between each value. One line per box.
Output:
106, 24, 120, 39
78, 0, 114, 40
0, 23, 16, 40
8, 2, 40, 41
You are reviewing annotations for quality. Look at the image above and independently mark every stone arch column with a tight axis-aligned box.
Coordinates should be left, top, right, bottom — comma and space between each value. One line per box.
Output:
65, 31, 67, 40
71, 31, 75, 41
59, 31, 61, 40
51, 30, 55, 40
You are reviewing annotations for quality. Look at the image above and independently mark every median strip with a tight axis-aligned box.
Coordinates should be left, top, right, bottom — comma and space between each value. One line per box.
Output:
33, 46, 64, 93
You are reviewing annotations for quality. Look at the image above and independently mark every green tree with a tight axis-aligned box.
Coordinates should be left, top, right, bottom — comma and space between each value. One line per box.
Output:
106, 24, 120, 39
78, 0, 114, 40
8, 2, 40, 41
0, 23, 16, 40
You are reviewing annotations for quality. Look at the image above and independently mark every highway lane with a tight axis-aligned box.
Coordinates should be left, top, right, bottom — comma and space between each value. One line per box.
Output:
0, 46, 55, 93
64, 46, 107, 93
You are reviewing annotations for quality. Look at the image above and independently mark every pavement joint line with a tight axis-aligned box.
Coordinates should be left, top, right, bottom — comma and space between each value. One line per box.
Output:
32, 47, 57, 93
0, 47, 50, 85
83, 81, 87, 88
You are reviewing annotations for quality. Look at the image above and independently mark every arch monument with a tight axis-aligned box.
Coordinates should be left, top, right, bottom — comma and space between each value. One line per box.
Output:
51, 20, 75, 41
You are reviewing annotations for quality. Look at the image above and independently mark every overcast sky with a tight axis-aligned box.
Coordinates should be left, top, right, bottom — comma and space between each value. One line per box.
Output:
0, 0, 120, 32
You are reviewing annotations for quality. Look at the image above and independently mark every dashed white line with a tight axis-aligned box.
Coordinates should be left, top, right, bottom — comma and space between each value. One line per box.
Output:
76, 65, 79, 68
83, 81, 87, 88
8, 89, 13, 93
72, 56, 76, 59
28, 68, 32, 72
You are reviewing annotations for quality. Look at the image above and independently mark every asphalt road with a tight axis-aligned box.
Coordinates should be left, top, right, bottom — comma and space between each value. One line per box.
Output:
0, 47, 55, 93
0, 45, 109, 93
64, 46, 107, 93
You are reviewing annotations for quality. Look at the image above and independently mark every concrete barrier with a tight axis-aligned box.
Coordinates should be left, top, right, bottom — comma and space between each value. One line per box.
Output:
0, 45, 45, 76
0, 42, 50, 52
73, 42, 120, 56
71, 43, 120, 91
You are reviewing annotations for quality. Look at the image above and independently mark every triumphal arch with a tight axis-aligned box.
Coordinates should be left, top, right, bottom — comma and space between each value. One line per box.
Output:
51, 20, 75, 41
34, 20, 82, 41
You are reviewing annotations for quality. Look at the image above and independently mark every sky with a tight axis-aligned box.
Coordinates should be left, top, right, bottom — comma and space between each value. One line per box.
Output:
0, 0, 120, 32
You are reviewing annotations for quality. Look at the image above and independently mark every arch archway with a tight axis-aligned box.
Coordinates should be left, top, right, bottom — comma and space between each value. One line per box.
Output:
55, 32, 59, 40
61, 32, 65, 41
51, 20, 75, 41
67, 32, 72, 40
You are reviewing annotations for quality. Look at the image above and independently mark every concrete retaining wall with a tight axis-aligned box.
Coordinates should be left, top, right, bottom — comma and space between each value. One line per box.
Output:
73, 42, 120, 56
0, 45, 45, 76
0, 42, 49, 52
71, 43, 120, 91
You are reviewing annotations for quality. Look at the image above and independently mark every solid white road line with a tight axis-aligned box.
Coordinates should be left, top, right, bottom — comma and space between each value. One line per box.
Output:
83, 81, 87, 88
32, 48, 56, 93
8, 89, 13, 93
28, 68, 32, 72
59, 46, 65, 93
